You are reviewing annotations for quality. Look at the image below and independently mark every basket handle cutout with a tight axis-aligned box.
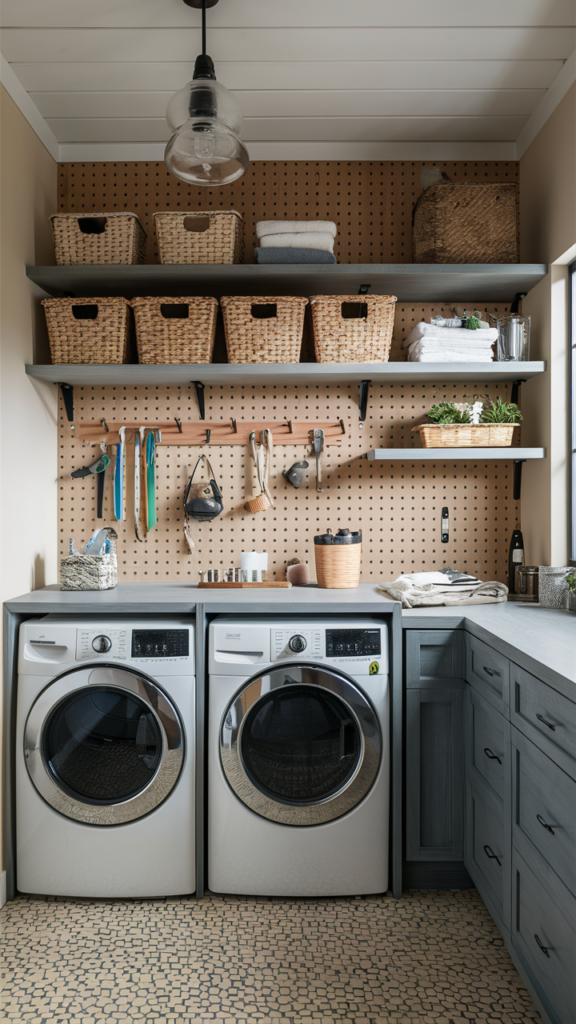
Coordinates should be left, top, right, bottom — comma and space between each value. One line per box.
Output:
183, 215, 211, 233
341, 302, 368, 319
77, 217, 107, 235
160, 303, 189, 319
72, 304, 99, 320
251, 303, 277, 320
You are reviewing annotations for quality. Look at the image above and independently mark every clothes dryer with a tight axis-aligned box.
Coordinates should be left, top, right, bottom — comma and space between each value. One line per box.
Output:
17, 616, 195, 897
208, 616, 389, 896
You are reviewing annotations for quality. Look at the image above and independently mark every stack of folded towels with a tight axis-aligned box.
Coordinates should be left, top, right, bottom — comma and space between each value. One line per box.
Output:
378, 568, 508, 608
254, 220, 337, 264
403, 319, 498, 362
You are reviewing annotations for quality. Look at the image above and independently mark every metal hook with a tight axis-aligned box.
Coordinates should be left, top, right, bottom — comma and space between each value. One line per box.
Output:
230, 418, 237, 433
101, 418, 109, 433
155, 430, 162, 444
286, 420, 293, 434
174, 417, 183, 433
339, 418, 346, 435
206, 429, 211, 444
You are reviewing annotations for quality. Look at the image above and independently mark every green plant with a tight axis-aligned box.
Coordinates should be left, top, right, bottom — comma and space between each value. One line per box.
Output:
426, 402, 471, 425
566, 572, 576, 595
481, 397, 523, 424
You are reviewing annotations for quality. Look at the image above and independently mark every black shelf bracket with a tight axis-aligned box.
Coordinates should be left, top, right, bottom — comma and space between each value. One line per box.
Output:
510, 292, 527, 314
358, 284, 371, 295
192, 380, 205, 420
359, 379, 371, 424
57, 382, 74, 428
513, 459, 526, 501
511, 378, 527, 406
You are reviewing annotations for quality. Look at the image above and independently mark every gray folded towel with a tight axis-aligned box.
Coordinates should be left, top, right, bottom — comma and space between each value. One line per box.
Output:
254, 247, 337, 265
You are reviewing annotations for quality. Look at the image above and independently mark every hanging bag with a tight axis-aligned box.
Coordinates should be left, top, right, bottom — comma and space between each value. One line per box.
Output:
184, 454, 223, 521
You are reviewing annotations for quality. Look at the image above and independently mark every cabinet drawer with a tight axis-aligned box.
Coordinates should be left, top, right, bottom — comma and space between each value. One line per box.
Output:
466, 782, 506, 922
511, 663, 576, 777
513, 728, 576, 898
405, 630, 464, 688
512, 846, 576, 1024
466, 634, 509, 711
467, 686, 509, 802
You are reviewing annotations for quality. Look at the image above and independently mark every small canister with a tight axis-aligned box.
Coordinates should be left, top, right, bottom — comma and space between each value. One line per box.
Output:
515, 565, 539, 601
313, 528, 362, 589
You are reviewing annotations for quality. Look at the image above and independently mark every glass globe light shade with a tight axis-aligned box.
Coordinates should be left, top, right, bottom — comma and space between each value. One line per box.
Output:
166, 78, 243, 136
164, 118, 250, 186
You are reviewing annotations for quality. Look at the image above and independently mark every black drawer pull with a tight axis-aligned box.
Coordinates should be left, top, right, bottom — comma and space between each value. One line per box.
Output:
536, 713, 556, 731
483, 844, 502, 866
483, 666, 496, 677
534, 934, 550, 958
536, 814, 555, 835
483, 747, 502, 764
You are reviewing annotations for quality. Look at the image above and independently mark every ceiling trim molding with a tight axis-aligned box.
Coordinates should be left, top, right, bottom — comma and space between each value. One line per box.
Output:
516, 47, 576, 159
59, 139, 517, 163
0, 54, 59, 161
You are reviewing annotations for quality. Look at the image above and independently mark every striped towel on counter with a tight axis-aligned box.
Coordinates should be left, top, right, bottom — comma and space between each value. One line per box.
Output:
378, 569, 508, 607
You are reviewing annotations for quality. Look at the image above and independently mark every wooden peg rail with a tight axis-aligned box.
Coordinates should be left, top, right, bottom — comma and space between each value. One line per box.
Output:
77, 420, 347, 447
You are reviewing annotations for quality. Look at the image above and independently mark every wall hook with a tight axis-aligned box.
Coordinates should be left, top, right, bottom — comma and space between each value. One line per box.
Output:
230, 418, 237, 433
192, 380, 205, 420
286, 420, 293, 434
101, 418, 109, 433
174, 417, 183, 433
206, 428, 211, 444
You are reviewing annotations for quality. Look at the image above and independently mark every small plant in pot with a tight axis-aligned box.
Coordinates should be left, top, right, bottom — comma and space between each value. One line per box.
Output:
413, 398, 522, 448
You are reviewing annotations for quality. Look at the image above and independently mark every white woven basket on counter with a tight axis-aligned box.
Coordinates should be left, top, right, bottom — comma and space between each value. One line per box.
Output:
60, 529, 118, 591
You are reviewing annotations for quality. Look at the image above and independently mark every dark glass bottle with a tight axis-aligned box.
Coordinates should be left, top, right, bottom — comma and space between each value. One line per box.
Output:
508, 528, 524, 594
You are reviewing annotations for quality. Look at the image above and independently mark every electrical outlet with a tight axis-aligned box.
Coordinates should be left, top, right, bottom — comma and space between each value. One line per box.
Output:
441, 506, 450, 544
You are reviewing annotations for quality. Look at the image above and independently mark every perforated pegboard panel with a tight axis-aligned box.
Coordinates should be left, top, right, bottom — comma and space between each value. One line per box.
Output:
58, 160, 518, 265
59, 301, 519, 585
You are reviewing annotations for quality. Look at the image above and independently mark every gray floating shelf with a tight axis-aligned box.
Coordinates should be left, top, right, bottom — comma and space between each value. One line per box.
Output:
26, 263, 547, 302
366, 448, 545, 460
25, 362, 546, 387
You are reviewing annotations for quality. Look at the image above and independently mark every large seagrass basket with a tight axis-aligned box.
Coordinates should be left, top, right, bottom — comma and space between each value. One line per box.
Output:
221, 296, 308, 363
131, 296, 218, 363
310, 295, 396, 363
154, 211, 243, 264
42, 297, 130, 364
412, 182, 519, 264
51, 213, 146, 266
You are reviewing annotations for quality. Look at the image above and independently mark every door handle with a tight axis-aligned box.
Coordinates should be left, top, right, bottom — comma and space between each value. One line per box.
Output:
536, 814, 555, 835
339, 719, 355, 759
483, 845, 502, 866
534, 934, 550, 958
536, 713, 556, 731
483, 666, 499, 678
483, 747, 502, 764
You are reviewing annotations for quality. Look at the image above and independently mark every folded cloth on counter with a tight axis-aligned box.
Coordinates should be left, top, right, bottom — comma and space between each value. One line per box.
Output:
256, 219, 337, 239
260, 231, 335, 252
403, 322, 498, 348
407, 342, 494, 362
254, 247, 336, 264
377, 577, 508, 608
398, 568, 482, 590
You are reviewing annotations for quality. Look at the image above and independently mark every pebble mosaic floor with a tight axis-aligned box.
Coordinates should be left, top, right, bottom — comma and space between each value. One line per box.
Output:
1, 889, 542, 1024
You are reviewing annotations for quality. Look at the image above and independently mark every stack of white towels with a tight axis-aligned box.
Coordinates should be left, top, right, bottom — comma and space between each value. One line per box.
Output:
254, 220, 337, 265
403, 320, 498, 362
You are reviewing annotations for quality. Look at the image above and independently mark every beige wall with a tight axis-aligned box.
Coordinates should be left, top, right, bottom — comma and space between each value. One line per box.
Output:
520, 81, 576, 567
1, 86, 58, 888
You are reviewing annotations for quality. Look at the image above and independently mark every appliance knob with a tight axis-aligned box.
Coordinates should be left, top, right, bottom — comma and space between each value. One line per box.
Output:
92, 634, 112, 653
288, 634, 307, 653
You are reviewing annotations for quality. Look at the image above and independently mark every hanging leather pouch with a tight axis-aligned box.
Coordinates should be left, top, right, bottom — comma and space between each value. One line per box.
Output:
184, 454, 223, 522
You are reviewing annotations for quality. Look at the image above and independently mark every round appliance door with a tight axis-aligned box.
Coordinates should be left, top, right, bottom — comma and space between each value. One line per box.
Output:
24, 665, 184, 825
220, 663, 381, 825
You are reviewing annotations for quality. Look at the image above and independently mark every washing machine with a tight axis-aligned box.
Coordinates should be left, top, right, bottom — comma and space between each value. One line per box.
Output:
16, 616, 195, 897
208, 616, 389, 896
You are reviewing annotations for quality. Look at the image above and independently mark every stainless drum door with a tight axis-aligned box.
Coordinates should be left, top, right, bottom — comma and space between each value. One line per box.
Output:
24, 665, 184, 825
220, 663, 381, 825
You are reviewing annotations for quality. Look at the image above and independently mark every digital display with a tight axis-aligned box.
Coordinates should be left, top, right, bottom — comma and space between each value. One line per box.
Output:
325, 629, 381, 658
131, 629, 189, 658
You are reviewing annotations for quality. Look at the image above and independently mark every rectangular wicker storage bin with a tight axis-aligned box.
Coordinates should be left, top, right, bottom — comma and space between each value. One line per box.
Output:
131, 296, 218, 364
221, 296, 308, 363
42, 297, 130, 364
154, 211, 243, 265
412, 424, 518, 448
412, 183, 519, 264
50, 213, 146, 266
310, 294, 396, 363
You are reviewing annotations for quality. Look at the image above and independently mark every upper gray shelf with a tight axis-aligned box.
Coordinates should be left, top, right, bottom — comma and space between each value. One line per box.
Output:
26, 263, 547, 302
25, 362, 546, 387
367, 448, 545, 460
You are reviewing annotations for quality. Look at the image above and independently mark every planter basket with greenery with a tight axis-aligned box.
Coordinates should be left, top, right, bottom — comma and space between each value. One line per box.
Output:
412, 398, 522, 448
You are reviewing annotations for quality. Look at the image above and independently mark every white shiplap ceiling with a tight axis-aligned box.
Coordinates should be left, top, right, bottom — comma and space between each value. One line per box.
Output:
1, 0, 575, 162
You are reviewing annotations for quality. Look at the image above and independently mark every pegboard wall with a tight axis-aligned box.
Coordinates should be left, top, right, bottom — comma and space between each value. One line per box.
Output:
57, 161, 521, 585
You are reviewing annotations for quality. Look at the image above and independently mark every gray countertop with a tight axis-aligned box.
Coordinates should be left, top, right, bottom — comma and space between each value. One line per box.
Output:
5, 583, 575, 691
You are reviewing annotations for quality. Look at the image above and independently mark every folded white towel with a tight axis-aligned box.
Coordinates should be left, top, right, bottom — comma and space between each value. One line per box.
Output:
260, 232, 335, 252
398, 570, 480, 589
378, 579, 508, 608
407, 341, 494, 363
403, 322, 498, 348
407, 335, 494, 353
257, 220, 337, 239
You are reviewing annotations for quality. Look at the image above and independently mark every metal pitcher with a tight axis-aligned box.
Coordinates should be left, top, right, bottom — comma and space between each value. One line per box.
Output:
494, 314, 531, 361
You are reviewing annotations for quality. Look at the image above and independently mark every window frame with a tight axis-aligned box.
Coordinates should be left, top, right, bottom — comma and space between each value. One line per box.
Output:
569, 258, 576, 566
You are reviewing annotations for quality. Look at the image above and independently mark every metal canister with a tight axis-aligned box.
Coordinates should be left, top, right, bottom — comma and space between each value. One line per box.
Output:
495, 315, 531, 361
515, 565, 539, 600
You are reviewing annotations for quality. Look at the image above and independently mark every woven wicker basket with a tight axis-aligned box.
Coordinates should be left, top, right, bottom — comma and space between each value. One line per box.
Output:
221, 296, 308, 363
310, 295, 396, 363
51, 213, 146, 266
412, 183, 519, 264
412, 424, 518, 448
42, 297, 130, 364
154, 211, 243, 265
131, 296, 218, 364
314, 542, 362, 589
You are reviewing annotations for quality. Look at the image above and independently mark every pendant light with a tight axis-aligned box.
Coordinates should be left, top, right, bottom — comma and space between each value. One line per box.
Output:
164, 0, 249, 186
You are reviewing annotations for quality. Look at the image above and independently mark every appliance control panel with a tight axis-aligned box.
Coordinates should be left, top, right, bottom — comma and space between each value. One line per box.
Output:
131, 629, 190, 659
76, 628, 190, 662
325, 628, 381, 658
76, 629, 128, 661
272, 629, 322, 661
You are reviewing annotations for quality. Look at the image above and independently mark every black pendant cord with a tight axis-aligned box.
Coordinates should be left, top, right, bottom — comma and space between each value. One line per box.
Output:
202, 0, 207, 56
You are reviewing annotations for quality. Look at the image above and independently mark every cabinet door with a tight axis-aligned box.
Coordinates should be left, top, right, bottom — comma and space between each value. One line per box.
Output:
405, 630, 465, 688
465, 781, 507, 929
406, 688, 464, 861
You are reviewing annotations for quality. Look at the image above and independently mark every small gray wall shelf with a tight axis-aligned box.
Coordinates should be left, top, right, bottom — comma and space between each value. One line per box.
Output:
366, 448, 545, 460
